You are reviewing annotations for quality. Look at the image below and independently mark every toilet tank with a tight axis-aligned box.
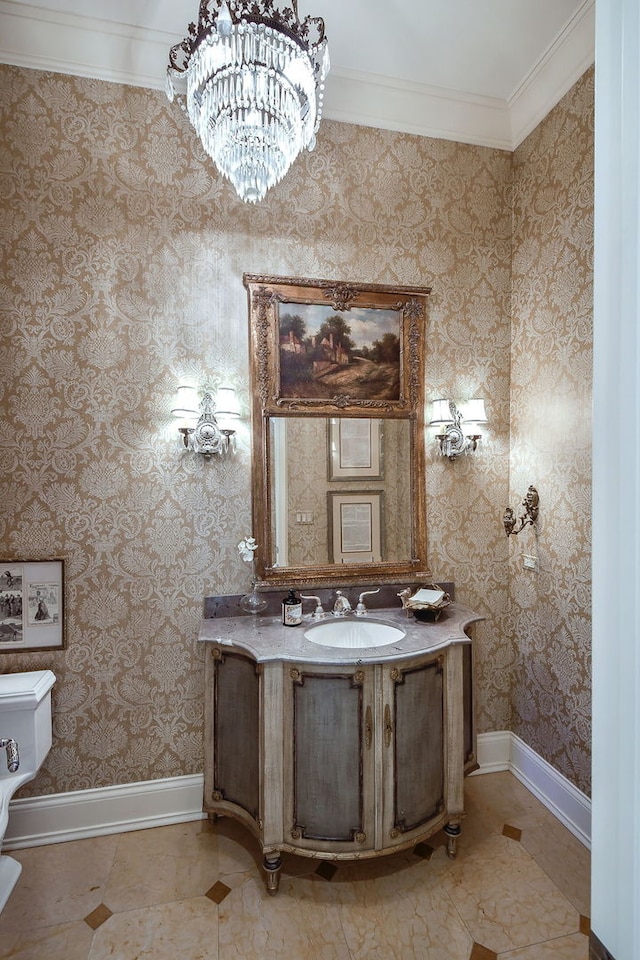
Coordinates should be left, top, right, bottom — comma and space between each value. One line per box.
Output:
0, 671, 56, 779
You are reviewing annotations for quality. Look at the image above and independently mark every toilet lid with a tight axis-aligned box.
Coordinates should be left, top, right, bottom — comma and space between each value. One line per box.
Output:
0, 670, 56, 709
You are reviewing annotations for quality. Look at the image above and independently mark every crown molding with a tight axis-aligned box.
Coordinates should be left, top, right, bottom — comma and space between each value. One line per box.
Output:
0, 0, 594, 151
323, 68, 513, 151
0, 0, 176, 90
509, 0, 595, 147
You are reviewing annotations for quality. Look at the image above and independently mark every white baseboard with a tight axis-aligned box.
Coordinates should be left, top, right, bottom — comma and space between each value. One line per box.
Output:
474, 730, 513, 774
474, 731, 592, 849
2, 734, 591, 852
2, 774, 205, 850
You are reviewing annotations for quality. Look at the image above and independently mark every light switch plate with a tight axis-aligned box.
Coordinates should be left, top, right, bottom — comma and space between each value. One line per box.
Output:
523, 555, 538, 571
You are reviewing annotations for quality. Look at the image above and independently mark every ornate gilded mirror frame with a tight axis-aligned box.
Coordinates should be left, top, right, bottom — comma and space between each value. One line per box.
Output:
244, 274, 432, 588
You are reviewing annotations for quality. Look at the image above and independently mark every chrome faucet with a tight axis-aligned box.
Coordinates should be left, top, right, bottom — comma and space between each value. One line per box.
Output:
355, 588, 380, 616
0, 737, 19, 773
332, 590, 352, 615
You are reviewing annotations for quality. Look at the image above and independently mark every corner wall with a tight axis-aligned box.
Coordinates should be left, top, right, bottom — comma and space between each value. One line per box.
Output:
510, 69, 594, 795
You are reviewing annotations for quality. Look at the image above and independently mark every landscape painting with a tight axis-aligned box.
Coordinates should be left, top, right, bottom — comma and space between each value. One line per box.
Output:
278, 301, 401, 401
245, 274, 431, 416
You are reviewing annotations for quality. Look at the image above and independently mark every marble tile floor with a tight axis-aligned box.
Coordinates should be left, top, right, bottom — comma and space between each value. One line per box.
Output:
0, 772, 590, 960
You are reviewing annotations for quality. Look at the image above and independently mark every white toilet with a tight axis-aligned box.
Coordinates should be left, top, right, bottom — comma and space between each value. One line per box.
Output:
0, 670, 56, 913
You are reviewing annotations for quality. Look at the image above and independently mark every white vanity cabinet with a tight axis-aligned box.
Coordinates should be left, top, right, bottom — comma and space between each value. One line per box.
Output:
201, 605, 479, 893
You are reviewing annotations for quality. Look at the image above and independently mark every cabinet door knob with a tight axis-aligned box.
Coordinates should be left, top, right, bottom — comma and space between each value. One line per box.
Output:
384, 703, 393, 748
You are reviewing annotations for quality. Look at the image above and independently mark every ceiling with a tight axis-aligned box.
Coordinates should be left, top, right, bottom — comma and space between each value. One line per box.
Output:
0, 0, 594, 150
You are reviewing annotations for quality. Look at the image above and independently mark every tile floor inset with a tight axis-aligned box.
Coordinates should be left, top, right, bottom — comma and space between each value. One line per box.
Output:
502, 824, 522, 842
206, 881, 232, 904
315, 861, 339, 881
83, 903, 112, 930
470, 944, 499, 960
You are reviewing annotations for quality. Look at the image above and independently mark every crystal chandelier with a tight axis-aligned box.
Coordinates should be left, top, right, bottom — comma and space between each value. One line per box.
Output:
166, 0, 330, 204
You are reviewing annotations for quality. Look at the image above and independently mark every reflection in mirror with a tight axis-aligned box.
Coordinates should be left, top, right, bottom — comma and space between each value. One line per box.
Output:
269, 418, 412, 568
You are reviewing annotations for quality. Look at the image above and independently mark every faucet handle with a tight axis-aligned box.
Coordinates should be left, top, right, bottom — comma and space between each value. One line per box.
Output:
300, 595, 325, 619
355, 588, 380, 616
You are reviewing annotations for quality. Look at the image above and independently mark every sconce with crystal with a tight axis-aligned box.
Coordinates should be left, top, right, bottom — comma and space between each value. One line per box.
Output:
172, 386, 239, 457
430, 398, 487, 460
504, 486, 539, 536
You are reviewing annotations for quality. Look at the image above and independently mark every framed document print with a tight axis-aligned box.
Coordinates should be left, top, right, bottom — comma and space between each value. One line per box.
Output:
328, 418, 382, 480
329, 492, 383, 564
0, 560, 65, 652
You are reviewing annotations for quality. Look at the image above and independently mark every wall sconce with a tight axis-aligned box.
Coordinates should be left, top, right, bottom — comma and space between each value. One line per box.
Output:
430, 398, 487, 460
504, 485, 539, 536
171, 386, 239, 457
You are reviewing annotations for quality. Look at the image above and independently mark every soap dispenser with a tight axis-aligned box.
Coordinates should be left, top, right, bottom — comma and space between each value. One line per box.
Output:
282, 589, 302, 626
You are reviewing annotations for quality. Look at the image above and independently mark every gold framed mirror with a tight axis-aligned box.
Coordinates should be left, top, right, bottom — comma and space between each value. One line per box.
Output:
244, 274, 432, 588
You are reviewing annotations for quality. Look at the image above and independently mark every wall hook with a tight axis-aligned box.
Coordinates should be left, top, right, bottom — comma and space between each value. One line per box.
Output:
504, 485, 539, 536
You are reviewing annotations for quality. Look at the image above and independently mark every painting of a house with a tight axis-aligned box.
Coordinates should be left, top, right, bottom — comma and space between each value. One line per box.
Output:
278, 300, 401, 401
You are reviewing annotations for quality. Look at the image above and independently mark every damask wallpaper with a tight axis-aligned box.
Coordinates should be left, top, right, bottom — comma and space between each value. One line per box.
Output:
0, 62, 591, 800
510, 70, 594, 794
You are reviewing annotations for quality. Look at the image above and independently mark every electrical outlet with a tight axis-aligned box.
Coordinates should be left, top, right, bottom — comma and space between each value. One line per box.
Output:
523, 555, 538, 571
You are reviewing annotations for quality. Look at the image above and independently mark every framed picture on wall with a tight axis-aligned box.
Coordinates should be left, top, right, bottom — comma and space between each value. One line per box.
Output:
244, 274, 431, 415
328, 418, 382, 480
0, 559, 65, 652
328, 492, 383, 564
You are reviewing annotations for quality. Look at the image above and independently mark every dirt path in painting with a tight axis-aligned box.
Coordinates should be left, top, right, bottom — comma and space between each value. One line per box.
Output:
283, 357, 400, 400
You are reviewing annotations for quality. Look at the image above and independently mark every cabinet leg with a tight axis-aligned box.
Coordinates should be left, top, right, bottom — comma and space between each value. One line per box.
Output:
444, 822, 461, 859
263, 854, 282, 896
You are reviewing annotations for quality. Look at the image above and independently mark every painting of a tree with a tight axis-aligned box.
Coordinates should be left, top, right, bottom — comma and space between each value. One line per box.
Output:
371, 332, 400, 363
280, 313, 306, 341
315, 315, 356, 355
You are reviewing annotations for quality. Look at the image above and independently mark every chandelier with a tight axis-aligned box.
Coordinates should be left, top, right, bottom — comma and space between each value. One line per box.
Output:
166, 0, 330, 204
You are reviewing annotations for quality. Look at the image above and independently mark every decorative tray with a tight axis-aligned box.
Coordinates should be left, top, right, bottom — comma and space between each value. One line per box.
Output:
398, 584, 452, 621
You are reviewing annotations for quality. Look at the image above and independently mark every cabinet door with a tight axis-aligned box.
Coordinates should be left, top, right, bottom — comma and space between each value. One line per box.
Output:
204, 648, 261, 821
382, 654, 445, 845
286, 665, 375, 852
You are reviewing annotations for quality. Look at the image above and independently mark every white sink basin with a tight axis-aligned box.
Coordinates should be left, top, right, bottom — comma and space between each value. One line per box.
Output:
304, 618, 406, 649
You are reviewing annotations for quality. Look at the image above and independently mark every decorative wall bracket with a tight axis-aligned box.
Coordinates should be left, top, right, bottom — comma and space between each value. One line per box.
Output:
503, 485, 539, 536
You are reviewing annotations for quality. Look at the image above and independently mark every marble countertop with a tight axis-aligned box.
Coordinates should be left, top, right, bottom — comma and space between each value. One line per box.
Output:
198, 602, 483, 666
